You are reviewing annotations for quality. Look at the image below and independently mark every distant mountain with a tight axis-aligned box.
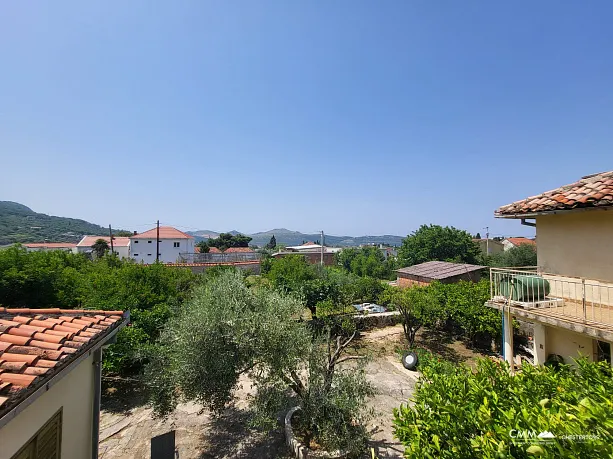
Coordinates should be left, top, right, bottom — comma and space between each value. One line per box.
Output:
0, 201, 118, 245
188, 227, 404, 247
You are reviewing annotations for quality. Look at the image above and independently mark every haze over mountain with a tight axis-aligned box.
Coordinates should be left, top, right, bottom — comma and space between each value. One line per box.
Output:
189, 228, 404, 247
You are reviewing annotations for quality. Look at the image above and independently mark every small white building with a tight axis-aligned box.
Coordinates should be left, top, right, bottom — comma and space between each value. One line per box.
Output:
23, 242, 77, 253
130, 226, 194, 264
75, 236, 131, 259
502, 237, 536, 252
286, 243, 342, 254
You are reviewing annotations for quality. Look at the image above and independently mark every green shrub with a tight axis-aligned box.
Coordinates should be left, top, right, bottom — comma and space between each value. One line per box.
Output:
408, 347, 459, 377
394, 358, 613, 458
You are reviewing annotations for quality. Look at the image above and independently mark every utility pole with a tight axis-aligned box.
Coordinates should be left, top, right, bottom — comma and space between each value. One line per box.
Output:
320, 230, 324, 266
108, 225, 114, 254
485, 226, 490, 254
156, 220, 160, 262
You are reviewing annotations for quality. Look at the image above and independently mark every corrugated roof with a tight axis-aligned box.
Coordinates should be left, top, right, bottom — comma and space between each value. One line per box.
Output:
76, 236, 131, 247
131, 226, 193, 240
496, 171, 613, 217
396, 261, 486, 280
0, 309, 127, 419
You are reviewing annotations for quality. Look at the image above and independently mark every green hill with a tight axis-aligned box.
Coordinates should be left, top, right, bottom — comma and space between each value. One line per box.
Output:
0, 201, 112, 245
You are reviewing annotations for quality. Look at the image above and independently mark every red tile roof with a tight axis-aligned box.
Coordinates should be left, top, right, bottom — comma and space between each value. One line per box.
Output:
224, 247, 254, 253
131, 226, 194, 239
76, 236, 131, 247
496, 171, 613, 217
194, 246, 222, 253
23, 243, 77, 249
505, 237, 536, 247
0, 308, 127, 418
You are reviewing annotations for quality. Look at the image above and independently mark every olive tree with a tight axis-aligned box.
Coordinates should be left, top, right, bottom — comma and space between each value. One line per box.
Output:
145, 270, 374, 454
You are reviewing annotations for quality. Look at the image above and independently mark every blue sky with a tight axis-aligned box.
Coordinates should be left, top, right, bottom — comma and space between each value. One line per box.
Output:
1, 2, 611, 238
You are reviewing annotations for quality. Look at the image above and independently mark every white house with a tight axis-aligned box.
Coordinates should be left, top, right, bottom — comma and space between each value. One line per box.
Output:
75, 236, 131, 259
23, 242, 77, 253
130, 226, 194, 263
501, 237, 536, 252
286, 242, 342, 254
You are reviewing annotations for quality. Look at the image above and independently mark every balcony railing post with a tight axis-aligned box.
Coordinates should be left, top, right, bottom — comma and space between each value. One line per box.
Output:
582, 278, 586, 321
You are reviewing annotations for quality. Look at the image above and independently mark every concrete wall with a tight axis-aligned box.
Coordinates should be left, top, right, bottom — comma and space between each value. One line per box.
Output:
544, 326, 595, 364
131, 238, 194, 263
536, 210, 613, 282
0, 355, 94, 459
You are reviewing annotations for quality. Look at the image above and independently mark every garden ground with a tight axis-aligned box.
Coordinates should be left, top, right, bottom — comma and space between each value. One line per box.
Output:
98, 324, 486, 458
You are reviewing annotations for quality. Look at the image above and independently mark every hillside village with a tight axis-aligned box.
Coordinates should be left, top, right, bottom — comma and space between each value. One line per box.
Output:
0, 171, 611, 458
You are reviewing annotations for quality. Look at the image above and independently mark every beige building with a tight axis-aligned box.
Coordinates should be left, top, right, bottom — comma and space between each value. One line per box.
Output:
0, 308, 127, 459
473, 238, 504, 255
486, 171, 613, 368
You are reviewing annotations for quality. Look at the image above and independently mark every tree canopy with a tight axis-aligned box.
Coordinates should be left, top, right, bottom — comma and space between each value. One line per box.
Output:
398, 224, 480, 267
335, 246, 396, 279
265, 234, 277, 249
145, 270, 373, 454
488, 243, 537, 268
196, 233, 253, 252
91, 238, 110, 258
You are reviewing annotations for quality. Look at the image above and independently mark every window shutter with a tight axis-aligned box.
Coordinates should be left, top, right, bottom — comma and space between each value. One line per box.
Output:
36, 411, 62, 459
11, 409, 62, 459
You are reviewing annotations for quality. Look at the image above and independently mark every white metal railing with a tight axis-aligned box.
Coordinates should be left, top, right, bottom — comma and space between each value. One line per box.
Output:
489, 267, 613, 328
178, 252, 261, 263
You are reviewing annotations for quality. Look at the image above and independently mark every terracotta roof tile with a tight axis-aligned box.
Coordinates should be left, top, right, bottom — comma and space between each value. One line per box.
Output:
24, 367, 49, 376
29, 340, 62, 350
223, 247, 254, 253
496, 171, 613, 217
0, 335, 31, 346
2, 362, 28, 373
131, 226, 194, 240
0, 309, 127, 420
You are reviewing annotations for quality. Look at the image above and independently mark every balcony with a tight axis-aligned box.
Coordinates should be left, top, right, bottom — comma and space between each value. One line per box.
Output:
487, 267, 613, 340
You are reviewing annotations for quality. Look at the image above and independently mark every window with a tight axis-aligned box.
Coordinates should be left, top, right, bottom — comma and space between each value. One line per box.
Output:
174, 242, 180, 248
147, 254, 152, 256
134, 254, 139, 256
148, 240, 152, 244
134, 240, 139, 244
12, 408, 62, 459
